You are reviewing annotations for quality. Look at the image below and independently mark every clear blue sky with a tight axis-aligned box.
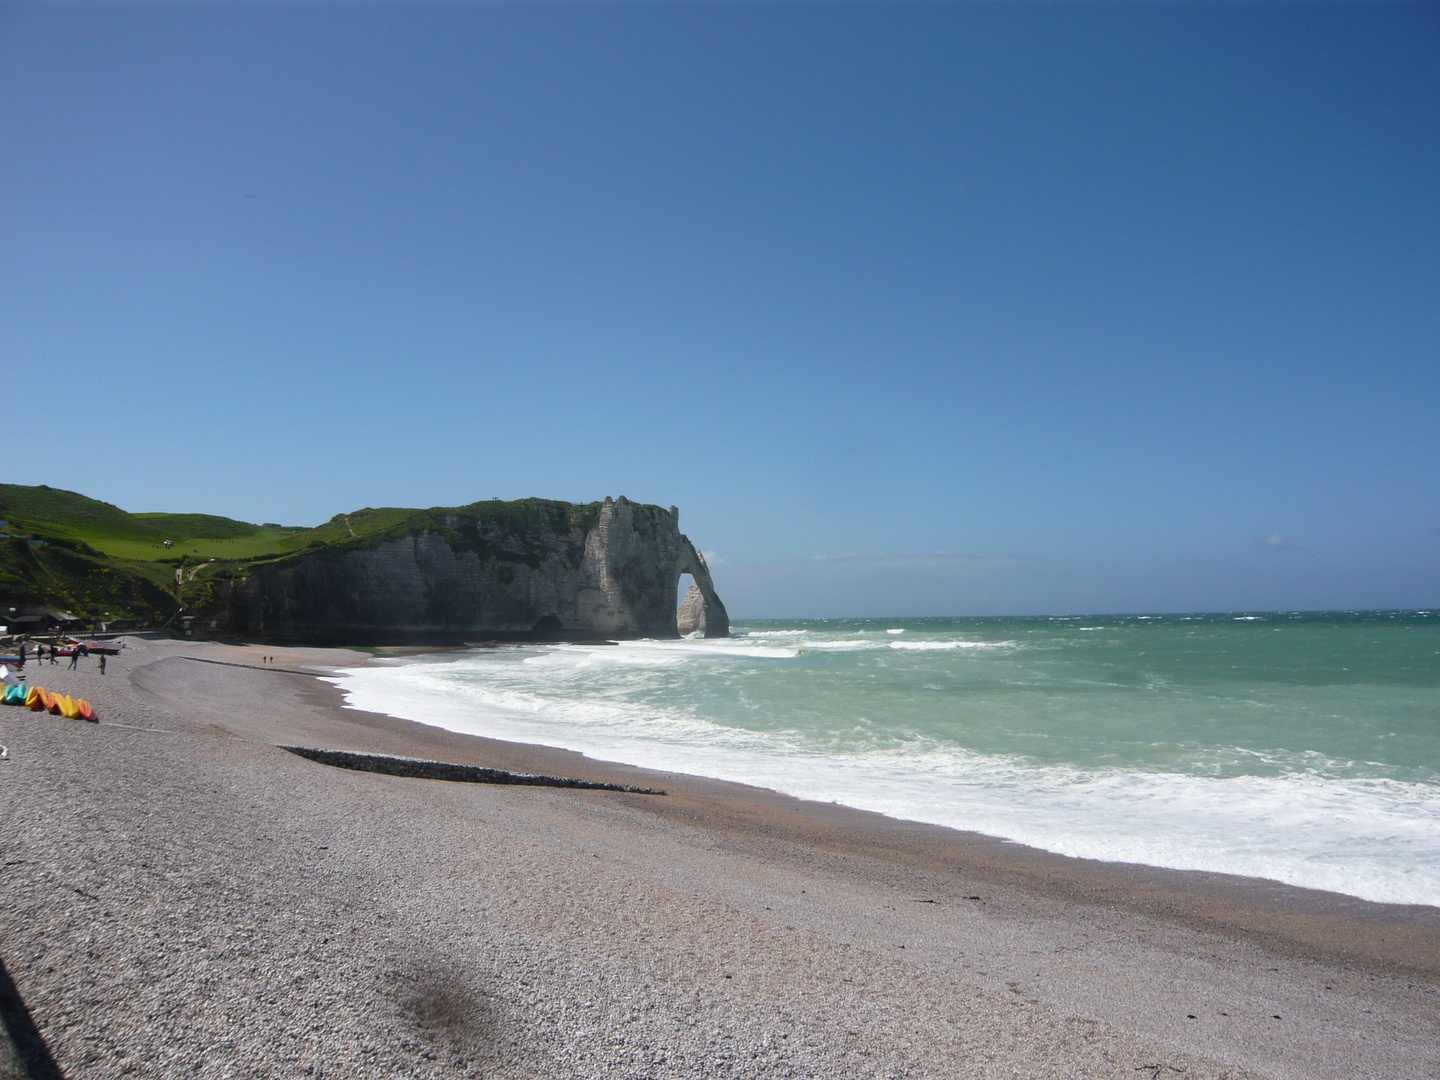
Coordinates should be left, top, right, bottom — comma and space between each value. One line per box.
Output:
3, 3, 1437, 616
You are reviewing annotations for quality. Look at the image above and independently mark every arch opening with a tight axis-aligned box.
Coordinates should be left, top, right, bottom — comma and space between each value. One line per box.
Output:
673, 539, 730, 638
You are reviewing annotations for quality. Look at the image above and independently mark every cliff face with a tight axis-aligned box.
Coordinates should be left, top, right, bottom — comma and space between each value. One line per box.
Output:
229, 496, 728, 643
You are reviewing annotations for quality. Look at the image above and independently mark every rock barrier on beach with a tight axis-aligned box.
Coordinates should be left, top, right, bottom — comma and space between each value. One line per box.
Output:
280, 745, 666, 795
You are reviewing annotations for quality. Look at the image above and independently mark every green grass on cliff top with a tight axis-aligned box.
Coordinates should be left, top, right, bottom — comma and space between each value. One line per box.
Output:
94, 529, 315, 562
0, 484, 605, 563
0, 483, 310, 561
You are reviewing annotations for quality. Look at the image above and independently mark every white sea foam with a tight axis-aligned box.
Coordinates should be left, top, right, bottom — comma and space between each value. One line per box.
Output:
324, 632, 1440, 908
888, 639, 1018, 652
799, 639, 885, 652
541, 639, 801, 663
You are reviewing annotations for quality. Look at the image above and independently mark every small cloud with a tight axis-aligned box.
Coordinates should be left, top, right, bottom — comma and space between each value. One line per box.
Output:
701, 550, 728, 567
1256, 533, 1291, 549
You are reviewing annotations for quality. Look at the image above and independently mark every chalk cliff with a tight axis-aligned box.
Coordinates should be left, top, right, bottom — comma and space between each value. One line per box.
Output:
228, 496, 728, 643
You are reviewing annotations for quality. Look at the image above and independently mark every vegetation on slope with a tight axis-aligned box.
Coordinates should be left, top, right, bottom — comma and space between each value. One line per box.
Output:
0, 484, 607, 627
0, 536, 178, 624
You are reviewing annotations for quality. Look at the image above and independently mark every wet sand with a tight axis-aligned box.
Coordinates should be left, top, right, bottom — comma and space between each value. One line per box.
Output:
1, 636, 1437, 1078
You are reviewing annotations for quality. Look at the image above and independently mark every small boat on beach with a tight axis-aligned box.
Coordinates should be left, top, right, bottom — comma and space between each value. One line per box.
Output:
58, 638, 126, 657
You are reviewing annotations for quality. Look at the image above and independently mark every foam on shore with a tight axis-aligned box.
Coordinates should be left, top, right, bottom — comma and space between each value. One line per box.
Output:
324, 618, 1440, 907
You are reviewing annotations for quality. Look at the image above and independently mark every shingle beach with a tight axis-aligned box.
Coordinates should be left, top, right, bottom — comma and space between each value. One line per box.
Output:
2, 637, 1437, 1079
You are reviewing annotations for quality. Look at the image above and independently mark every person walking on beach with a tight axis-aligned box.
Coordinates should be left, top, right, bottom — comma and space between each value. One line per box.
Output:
68, 647, 79, 670
16, 642, 25, 668
49, 644, 58, 664
98, 654, 106, 676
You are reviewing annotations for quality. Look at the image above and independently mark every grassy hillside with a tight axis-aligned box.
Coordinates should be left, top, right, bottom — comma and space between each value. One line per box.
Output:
0, 484, 606, 628
0, 484, 311, 623
131, 512, 264, 538
0, 484, 160, 543
93, 527, 314, 562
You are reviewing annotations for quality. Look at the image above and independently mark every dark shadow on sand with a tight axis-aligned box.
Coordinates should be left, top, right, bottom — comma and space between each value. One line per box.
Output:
0, 955, 64, 1080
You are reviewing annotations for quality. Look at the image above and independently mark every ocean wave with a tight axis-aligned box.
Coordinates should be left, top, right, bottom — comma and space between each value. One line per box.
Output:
324, 657, 1440, 907
799, 639, 885, 652
541, 640, 802, 663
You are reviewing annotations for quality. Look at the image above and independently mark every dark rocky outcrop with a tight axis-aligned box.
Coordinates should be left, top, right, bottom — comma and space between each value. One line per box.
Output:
229, 496, 728, 644
281, 746, 665, 794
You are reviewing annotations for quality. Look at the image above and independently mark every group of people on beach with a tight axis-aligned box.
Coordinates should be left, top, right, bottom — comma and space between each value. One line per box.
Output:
11, 641, 106, 674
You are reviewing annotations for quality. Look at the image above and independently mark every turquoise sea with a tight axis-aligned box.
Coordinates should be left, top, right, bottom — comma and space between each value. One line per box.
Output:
327, 611, 1440, 907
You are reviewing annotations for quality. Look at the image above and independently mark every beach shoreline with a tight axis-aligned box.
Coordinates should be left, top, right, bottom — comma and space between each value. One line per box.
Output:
309, 644, 1440, 974
2, 635, 1437, 1078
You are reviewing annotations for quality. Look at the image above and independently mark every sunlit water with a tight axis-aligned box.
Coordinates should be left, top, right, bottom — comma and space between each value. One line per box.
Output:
325, 611, 1440, 906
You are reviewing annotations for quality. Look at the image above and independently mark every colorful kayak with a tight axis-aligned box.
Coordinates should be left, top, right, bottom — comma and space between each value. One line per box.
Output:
11, 683, 95, 721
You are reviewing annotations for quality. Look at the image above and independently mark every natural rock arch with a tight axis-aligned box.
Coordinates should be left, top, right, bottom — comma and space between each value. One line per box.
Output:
573, 497, 729, 638
674, 539, 729, 638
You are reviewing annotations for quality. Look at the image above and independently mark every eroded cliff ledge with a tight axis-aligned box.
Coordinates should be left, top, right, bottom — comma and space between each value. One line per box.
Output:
229, 496, 728, 644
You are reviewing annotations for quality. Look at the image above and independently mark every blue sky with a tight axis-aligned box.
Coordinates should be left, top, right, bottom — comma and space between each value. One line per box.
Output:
3, 3, 1437, 616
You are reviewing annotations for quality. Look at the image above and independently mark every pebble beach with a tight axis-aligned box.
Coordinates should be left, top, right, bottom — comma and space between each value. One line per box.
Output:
2, 636, 1438, 1079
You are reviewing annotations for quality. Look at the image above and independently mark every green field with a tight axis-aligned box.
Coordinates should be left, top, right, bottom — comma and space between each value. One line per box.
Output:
92, 528, 314, 562
0, 484, 310, 556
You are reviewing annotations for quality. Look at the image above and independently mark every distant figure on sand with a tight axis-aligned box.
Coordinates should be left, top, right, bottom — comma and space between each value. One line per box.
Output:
49, 645, 58, 664
99, 654, 106, 675
17, 643, 25, 668
68, 648, 79, 670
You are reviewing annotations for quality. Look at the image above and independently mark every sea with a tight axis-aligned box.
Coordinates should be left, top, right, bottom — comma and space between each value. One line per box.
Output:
324, 611, 1440, 908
